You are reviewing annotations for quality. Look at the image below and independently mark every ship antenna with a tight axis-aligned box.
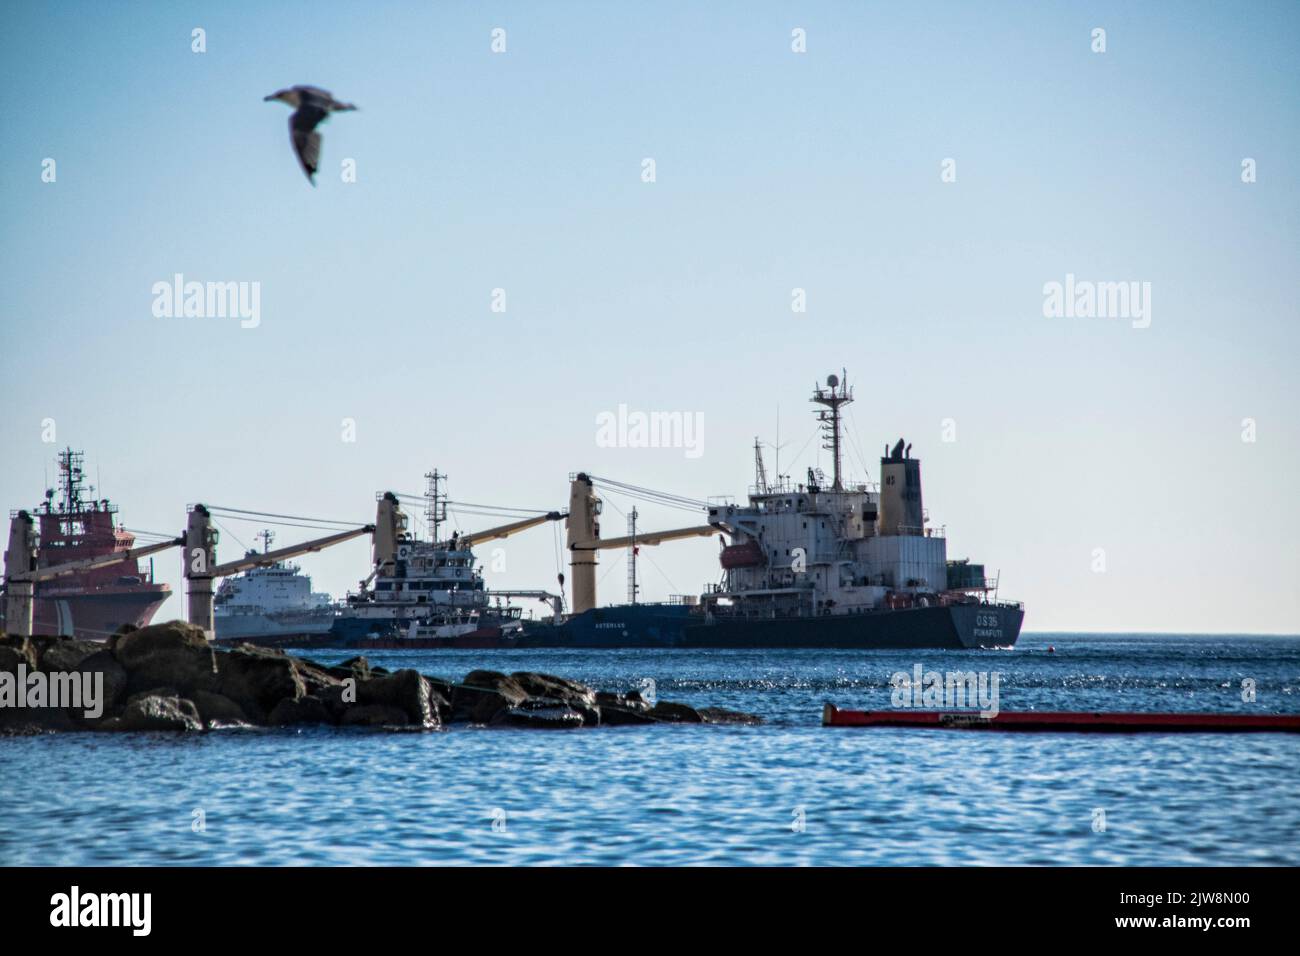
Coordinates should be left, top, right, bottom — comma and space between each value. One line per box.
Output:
256, 529, 275, 553
424, 469, 446, 543
774, 405, 781, 491
810, 372, 854, 491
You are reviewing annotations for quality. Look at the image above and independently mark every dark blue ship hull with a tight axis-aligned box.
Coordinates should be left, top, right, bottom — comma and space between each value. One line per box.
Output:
519, 601, 1023, 649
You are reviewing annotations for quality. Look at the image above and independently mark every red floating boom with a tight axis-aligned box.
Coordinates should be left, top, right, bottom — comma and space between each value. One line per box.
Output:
822, 704, 1300, 733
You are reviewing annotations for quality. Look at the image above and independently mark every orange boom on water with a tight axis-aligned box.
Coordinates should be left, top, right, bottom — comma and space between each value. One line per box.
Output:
822, 704, 1300, 733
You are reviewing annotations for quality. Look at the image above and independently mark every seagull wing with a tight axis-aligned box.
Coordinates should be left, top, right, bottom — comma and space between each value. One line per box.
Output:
294, 85, 334, 102
289, 104, 328, 184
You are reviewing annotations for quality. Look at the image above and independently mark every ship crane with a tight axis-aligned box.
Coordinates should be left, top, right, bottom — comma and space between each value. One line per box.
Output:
491, 589, 566, 622
3, 512, 183, 637
4, 493, 407, 639
182, 494, 412, 636
565, 473, 718, 614
450, 511, 565, 550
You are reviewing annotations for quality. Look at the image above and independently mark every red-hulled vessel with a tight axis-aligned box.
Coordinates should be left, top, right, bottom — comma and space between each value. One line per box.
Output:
822, 704, 1300, 733
9, 449, 171, 640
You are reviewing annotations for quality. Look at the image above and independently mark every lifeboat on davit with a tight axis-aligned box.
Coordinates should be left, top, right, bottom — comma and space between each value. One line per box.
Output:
719, 539, 766, 570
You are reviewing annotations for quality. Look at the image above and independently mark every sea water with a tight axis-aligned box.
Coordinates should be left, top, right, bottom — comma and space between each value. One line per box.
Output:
1, 634, 1296, 865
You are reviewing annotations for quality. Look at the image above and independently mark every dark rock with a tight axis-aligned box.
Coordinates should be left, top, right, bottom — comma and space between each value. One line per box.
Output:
0, 636, 121, 724
114, 694, 202, 732
648, 701, 704, 723
355, 669, 440, 727
0, 639, 39, 674
596, 690, 652, 712
496, 704, 585, 729
114, 621, 218, 697
37, 638, 104, 673
0, 706, 77, 734
597, 705, 658, 726
2, 629, 753, 734
511, 672, 597, 707
507, 672, 602, 724
698, 707, 763, 725
461, 669, 520, 691
340, 704, 408, 727
190, 689, 251, 726
295, 658, 343, 697
268, 694, 334, 726
0, 644, 96, 732
327, 656, 373, 682
454, 670, 529, 723
125, 687, 180, 708
216, 644, 306, 723
75, 651, 128, 718
104, 623, 137, 654
424, 676, 457, 721
0, 655, 77, 733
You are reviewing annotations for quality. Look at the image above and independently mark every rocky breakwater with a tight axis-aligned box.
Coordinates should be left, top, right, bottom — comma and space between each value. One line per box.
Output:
0, 621, 759, 734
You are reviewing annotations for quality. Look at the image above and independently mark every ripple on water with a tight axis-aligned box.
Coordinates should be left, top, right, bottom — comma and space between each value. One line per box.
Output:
1, 636, 1297, 865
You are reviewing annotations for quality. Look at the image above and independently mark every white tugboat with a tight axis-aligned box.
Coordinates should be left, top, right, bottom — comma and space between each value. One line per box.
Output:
213, 531, 339, 645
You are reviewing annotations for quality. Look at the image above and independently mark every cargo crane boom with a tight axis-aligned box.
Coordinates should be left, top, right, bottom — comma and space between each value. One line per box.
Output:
207, 525, 373, 579
565, 473, 718, 614
12, 535, 183, 584
453, 511, 564, 550
578, 525, 715, 551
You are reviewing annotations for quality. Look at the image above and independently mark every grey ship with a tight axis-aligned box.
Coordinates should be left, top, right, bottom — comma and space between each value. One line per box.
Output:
213, 532, 338, 645
521, 372, 1023, 648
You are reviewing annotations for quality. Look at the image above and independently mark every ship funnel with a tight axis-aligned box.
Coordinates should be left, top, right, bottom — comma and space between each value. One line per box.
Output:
3, 510, 39, 636
878, 439, 924, 536
566, 473, 600, 614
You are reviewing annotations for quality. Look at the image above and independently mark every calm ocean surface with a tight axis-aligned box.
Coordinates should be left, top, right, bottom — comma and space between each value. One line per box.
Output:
2, 633, 1297, 866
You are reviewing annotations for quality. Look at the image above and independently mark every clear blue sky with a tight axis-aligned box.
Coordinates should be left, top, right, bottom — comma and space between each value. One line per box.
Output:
2, 1, 1297, 633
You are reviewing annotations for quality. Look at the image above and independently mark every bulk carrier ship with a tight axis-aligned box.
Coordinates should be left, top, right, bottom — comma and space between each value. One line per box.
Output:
1, 449, 170, 640
521, 372, 1023, 649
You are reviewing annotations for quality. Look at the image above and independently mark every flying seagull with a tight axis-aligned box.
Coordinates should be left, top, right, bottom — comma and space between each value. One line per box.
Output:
263, 85, 358, 185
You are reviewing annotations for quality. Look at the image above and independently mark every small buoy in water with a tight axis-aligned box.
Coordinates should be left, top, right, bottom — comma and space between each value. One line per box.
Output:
1047, 645, 1055, 653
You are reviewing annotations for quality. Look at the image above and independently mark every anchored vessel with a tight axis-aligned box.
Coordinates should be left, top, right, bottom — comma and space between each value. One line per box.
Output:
525, 372, 1023, 648
328, 477, 564, 648
213, 531, 338, 645
1, 449, 170, 640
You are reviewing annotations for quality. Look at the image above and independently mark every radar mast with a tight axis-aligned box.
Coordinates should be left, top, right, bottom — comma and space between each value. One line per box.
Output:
810, 371, 853, 490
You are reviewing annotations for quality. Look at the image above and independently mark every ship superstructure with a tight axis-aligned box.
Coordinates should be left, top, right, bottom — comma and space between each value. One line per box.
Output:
329, 480, 565, 647
704, 374, 968, 619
